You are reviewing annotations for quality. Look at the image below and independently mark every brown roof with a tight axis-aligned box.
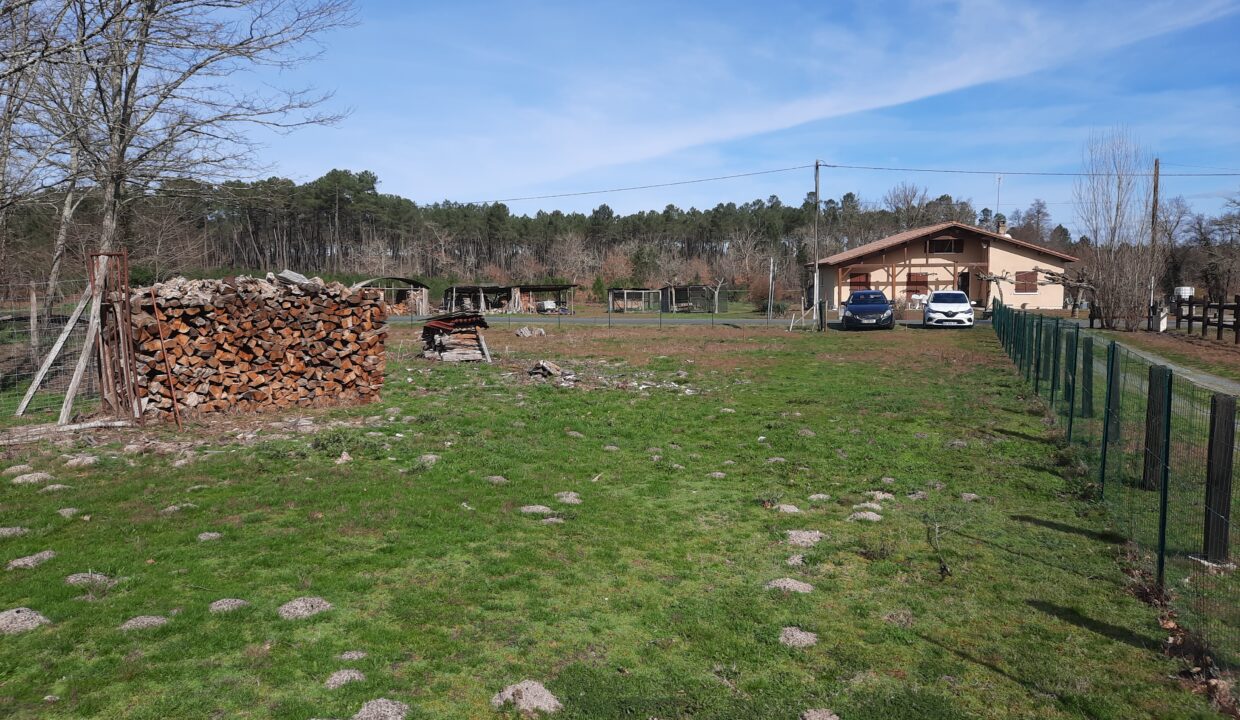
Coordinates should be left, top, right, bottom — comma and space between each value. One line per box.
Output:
813, 221, 1077, 266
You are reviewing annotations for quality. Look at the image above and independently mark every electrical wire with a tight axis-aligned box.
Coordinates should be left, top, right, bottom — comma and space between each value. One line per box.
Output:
822, 162, 1240, 178
469, 164, 814, 204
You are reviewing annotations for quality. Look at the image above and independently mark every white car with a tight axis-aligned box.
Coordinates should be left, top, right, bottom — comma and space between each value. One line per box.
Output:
922, 291, 975, 328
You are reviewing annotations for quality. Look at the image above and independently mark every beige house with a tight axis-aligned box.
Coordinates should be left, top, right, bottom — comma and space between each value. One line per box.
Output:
812, 221, 1076, 311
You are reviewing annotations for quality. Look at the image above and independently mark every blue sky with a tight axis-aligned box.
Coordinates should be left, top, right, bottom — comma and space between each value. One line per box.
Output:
252, 0, 1240, 233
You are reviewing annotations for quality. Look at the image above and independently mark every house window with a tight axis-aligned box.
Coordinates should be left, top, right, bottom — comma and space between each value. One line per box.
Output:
906, 272, 929, 297
848, 272, 870, 291
927, 237, 963, 254
1015, 270, 1038, 294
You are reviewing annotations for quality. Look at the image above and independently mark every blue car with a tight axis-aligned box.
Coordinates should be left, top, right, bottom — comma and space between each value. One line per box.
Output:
841, 290, 895, 330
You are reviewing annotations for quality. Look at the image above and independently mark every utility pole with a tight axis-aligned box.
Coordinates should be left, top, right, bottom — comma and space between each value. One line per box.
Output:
1149, 157, 1160, 328
995, 175, 1002, 229
767, 257, 775, 323
812, 160, 821, 329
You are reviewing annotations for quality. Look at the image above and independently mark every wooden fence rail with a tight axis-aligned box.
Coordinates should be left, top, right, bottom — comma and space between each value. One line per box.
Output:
1173, 295, 1240, 344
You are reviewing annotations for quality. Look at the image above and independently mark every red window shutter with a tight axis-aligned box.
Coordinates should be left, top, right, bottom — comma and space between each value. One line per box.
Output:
1015, 271, 1037, 293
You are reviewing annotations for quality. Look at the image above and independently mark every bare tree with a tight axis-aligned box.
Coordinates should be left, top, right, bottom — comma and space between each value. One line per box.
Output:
68, 0, 354, 253
883, 182, 929, 231
1074, 128, 1156, 330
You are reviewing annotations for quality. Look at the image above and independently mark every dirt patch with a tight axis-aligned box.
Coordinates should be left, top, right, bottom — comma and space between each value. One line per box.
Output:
961, 492, 981, 502
197, 532, 222, 542
786, 530, 824, 547
519, 505, 554, 515
0, 607, 50, 634
807, 494, 830, 502
119, 615, 168, 631
801, 710, 840, 720
3, 464, 33, 476
485, 475, 508, 485
765, 578, 814, 593
786, 554, 805, 566
339, 650, 368, 660
767, 457, 786, 463
7, 549, 55, 570
907, 491, 928, 500
883, 609, 915, 628
417, 453, 440, 467
542, 517, 565, 525
64, 454, 98, 468
159, 503, 197, 515
65, 572, 115, 587
852, 502, 883, 512
708, 471, 727, 479
39, 484, 71, 493
209, 598, 250, 613
863, 491, 894, 501
847, 511, 883, 522
57, 508, 79, 518
0, 527, 28, 538
325, 669, 366, 689
11, 471, 52, 486
350, 698, 410, 720
491, 680, 562, 715
779, 626, 818, 648
278, 596, 332, 620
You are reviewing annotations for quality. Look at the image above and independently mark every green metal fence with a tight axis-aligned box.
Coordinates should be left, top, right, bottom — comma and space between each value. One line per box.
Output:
993, 301, 1240, 667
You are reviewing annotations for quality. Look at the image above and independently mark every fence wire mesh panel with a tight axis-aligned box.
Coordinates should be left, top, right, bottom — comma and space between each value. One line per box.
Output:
992, 301, 1240, 667
0, 280, 100, 425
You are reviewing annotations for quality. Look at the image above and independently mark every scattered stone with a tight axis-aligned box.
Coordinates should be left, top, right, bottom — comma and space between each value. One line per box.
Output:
708, 471, 727, 479
775, 504, 801, 514
779, 626, 818, 648
961, 492, 981, 502
2, 464, 33, 476
187, 484, 210, 492
541, 517, 565, 525
119, 615, 168, 631
947, 439, 968, 449
864, 491, 895, 501
797, 428, 816, 437
350, 698, 410, 720
43, 695, 60, 704
339, 650, 368, 660
209, 598, 250, 613
7, 549, 55, 570
880, 476, 896, 485
491, 680, 562, 715
767, 457, 786, 463
336, 451, 353, 465
720, 408, 736, 413
931, 481, 946, 491
39, 484, 71, 493
765, 577, 814, 593
671, 463, 685, 470
64, 454, 99, 468
11, 471, 53, 486
65, 572, 114, 587
485, 475, 508, 485
906, 491, 928, 501
914, 432, 929, 439
807, 493, 830, 502
785, 530, 824, 547
554, 491, 582, 505
326, 669, 367, 689
786, 554, 805, 567
519, 505, 554, 515
417, 453, 440, 467
668, 443, 681, 450
852, 502, 883, 512
0, 527, 29, 538
650, 455, 662, 462
277, 596, 333, 620
883, 609, 915, 628
846, 511, 883, 522
197, 531, 222, 542
159, 503, 196, 515
0, 607, 50, 634
723, 460, 736, 466
57, 507, 80, 518
801, 710, 840, 720
603, 445, 619, 452
565, 430, 585, 439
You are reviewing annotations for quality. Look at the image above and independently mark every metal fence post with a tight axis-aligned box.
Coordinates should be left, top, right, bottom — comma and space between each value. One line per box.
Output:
1081, 336, 1094, 419
1099, 341, 1118, 499
1066, 324, 1079, 441
1146, 365, 1173, 590
1204, 394, 1236, 562
1033, 315, 1043, 394
1050, 319, 1061, 407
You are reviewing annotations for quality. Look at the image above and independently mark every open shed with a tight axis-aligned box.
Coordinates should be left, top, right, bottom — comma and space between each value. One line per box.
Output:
608, 288, 660, 313
660, 285, 726, 313
350, 277, 430, 316
442, 284, 577, 314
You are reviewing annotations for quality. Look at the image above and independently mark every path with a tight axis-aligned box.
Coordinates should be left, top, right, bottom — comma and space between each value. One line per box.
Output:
1106, 339, 1240, 397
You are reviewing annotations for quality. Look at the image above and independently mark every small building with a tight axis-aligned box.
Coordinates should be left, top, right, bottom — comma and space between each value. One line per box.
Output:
442, 284, 577, 314
660, 284, 726, 313
608, 288, 660, 313
350, 277, 430, 316
810, 222, 1076, 311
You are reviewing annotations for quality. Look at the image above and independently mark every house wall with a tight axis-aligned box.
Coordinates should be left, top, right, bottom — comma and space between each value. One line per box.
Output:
986, 243, 1066, 310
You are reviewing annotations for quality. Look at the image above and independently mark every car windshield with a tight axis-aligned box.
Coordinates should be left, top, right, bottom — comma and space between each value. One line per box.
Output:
930, 292, 969, 304
850, 293, 887, 305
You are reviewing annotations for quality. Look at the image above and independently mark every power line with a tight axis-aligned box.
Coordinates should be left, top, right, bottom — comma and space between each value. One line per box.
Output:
469, 164, 814, 205
822, 162, 1240, 178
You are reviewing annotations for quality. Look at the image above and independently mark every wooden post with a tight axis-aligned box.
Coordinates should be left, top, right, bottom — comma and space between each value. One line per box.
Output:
1188, 297, 1195, 333
1142, 365, 1172, 493
1203, 301, 1210, 338
1218, 302, 1226, 341
1204, 394, 1235, 562
1175, 297, 1183, 330
16, 291, 91, 415
28, 284, 39, 367
1234, 295, 1240, 344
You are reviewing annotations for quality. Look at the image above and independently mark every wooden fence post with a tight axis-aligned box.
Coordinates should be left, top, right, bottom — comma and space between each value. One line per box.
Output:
1218, 301, 1226, 341
1099, 341, 1120, 498
1233, 295, 1239, 345
1175, 297, 1183, 331
1203, 301, 1211, 338
1142, 365, 1173, 493
1188, 297, 1195, 334
1204, 394, 1235, 563
28, 284, 39, 367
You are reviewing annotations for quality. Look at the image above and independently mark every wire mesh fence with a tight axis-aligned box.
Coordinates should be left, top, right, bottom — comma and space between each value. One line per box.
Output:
993, 301, 1240, 667
0, 280, 100, 426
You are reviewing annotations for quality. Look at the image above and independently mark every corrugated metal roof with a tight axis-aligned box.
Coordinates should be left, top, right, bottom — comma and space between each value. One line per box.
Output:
813, 221, 1078, 266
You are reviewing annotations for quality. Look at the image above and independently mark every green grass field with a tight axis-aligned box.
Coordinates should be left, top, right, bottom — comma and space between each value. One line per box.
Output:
0, 325, 1221, 719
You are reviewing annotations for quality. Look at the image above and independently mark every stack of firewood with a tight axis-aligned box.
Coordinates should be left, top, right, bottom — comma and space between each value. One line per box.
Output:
129, 271, 386, 417
420, 312, 490, 362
